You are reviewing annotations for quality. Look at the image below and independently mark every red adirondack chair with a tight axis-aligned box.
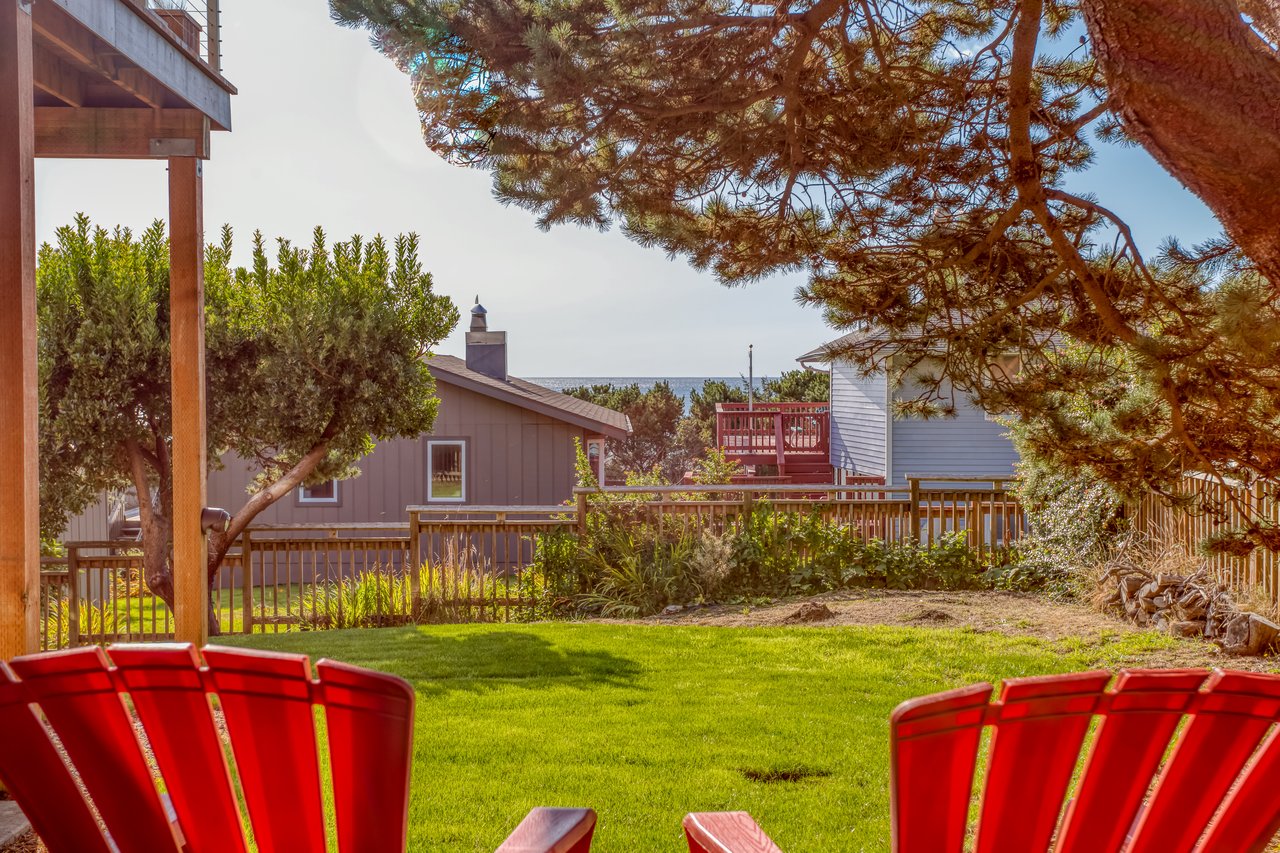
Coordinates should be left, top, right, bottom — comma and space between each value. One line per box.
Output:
684, 668, 1280, 852
0, 644, 595, 853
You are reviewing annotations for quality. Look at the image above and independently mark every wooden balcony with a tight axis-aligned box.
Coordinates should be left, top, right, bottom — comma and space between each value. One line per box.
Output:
714, 403, 833, 484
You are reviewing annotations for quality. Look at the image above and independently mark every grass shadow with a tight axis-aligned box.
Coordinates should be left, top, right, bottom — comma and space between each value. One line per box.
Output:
223, 625, 645, 697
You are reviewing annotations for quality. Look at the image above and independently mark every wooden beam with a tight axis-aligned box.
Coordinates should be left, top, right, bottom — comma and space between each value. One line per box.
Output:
32, 4, 169, 109
34, 107, 209, 159
168, 156, 208, 647
0, 0, 41, 660
38, 0, 233, 129
32, 43, 83, 107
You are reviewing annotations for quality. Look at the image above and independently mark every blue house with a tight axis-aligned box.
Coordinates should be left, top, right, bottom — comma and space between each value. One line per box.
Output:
797, 330, 1019, 487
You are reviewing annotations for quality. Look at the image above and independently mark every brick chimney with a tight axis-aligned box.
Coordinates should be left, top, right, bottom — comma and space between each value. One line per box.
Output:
465, 298, 507, 381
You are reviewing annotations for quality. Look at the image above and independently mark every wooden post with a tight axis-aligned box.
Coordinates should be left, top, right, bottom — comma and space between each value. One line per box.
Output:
240, 530, 253, 634
169, 156, 208, 647
575, 491, 588, 539
0, 0, 38, 660
408, 510, 421, 618
908, 478, 921, 543
67, 546, 80, 648
206, 0, 221, 72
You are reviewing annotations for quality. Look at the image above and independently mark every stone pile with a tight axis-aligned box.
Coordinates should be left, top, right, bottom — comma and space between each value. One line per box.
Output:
1100, 566, 1280, 656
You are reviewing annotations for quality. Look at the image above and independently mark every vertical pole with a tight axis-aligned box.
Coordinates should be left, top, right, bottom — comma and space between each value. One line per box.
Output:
908, 477, 921, 543
206, 0, 221, 72
0, 0, 38, 660
67, 546, 80, 648
409, 510, 421, 619
169, 157, 208, 647
240, 530, 253, 634
748, 344, 754, 412
575, 491, 587, 539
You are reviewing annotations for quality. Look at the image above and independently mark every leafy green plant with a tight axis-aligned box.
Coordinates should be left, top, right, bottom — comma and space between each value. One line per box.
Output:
577, 522, 699, 617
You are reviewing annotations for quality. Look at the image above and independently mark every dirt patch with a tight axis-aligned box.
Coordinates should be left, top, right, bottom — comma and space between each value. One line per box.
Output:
908, 607, 955, 623
607, 589, 1280, 672
784, 602, 835, 623
739, 766, 832, 784
0, 832, 39, 853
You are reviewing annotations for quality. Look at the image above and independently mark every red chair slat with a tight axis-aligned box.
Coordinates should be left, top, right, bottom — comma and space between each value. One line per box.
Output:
1200, 723, 1280, 853
201, 646, 327, 853
1128, 670, 1280, 853
109, 644, 249, 853
973, 671, 1111, 853
0, 662, 112, 853
8, 647, 179, 851
497, 807, 598, 853
890, 681, 992, 852
1054, 669, 1208, 853
683, 812, 781, 853
315, 658, 415, 853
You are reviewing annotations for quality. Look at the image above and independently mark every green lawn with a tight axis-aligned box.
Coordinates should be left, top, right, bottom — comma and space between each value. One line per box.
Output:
224, 622, 1176, 851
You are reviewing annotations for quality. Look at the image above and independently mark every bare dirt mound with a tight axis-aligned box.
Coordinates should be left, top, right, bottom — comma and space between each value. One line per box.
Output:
615, 589, 1280, 672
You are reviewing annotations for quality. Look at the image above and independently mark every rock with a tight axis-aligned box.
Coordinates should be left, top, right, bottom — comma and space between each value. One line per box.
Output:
1168, 620, 1206, 638
661, 605, 683, 616
786, 602, 836, 623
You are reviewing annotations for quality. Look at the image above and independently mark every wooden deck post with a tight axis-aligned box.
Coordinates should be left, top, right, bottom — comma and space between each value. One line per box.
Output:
908, 478, 921, 543
168, 156, 208, 647
0, 0, 39, 660
408, 511, 422, 618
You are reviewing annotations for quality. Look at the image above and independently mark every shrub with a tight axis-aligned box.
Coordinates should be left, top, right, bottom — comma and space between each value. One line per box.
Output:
1013, 460, 1128, 595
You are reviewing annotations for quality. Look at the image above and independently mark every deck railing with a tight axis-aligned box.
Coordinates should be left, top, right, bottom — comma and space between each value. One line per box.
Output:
144, 1, 221, 71
714, 402, 830, 462
46, 477, 1022, 649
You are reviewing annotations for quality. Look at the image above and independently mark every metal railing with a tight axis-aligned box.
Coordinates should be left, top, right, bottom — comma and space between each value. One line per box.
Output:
145, 1, 221, 71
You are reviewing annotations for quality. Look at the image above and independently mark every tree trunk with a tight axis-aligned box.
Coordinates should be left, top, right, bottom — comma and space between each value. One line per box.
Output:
1081, 0, 1280, 280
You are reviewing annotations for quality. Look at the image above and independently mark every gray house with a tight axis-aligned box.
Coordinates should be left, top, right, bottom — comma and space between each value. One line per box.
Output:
798, 330, 1019, 487
67, 305, 630, 539
210, 304, 630, 524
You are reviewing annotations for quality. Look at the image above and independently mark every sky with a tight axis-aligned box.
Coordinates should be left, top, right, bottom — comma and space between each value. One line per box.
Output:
34, 1, 1224, 377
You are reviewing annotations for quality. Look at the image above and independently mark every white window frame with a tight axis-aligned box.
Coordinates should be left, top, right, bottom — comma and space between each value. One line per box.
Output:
586, 437, 607, 485
427, 439, 467, 503
297, 479, 340, 505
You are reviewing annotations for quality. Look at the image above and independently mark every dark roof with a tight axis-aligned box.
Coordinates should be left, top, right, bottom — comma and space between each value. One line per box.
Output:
427, 355, 631, 439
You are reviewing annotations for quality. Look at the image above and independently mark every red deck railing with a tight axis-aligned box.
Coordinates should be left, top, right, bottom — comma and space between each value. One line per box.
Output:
714, 402, 830, 466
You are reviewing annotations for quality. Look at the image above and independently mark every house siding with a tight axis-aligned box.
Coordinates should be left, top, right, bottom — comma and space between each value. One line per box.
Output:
887, 364, 1019, 487
61, 493, 111, 542
204, 380, 592, 526
828, 360, 887, 477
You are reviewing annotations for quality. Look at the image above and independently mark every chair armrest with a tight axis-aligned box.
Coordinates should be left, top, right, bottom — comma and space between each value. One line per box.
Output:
496, 807, 597, 853
683, 812, 782, 853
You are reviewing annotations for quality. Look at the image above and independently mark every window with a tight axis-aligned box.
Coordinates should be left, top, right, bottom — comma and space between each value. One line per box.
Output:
427, 440, 466, 502
586, 437, 606, 485
298, 479, 339, 505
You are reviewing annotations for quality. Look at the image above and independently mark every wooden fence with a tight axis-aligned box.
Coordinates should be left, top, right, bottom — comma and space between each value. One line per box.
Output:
574, 477, 1026, 562
44, 477, 1025, 649
1132, 476, 1280, 605
407, 506, 576, 622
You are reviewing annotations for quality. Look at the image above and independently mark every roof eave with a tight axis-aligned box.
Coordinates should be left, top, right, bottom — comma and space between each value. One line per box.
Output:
430, 366, 631, 439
